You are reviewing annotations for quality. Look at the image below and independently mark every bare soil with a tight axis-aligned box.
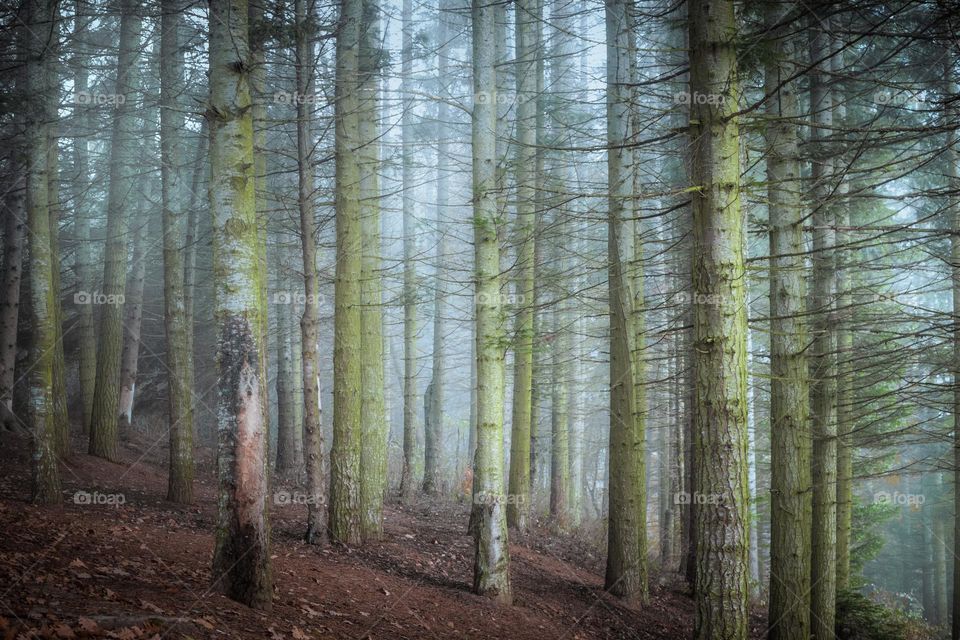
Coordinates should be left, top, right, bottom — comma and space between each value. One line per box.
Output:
0, 428, 743, 640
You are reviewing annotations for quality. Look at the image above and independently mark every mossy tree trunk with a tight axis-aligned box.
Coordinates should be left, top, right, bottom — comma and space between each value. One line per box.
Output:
603, 0, 645, 605
470, 0, 512, 604
330, 0, 364, 546
208, 0, 273, 610
807, 8, 838, 639
24, 0, 61, 505
358, 0, 388, 540
689, 0, 749, 637
89, 0, 141, 461
764, 3, 811, 638
506, 0, 539, 532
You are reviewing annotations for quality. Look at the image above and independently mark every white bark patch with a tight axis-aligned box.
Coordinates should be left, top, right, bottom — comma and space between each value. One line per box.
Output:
234, 358, 267, 530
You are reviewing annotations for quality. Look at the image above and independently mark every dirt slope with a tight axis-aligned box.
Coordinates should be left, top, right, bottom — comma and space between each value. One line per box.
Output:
0, 429, 717, 640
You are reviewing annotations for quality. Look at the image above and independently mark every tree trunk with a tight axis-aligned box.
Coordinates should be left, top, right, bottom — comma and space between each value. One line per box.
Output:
808, 9, 838, 638
46, 59, 69, 457
207, 0, 272, 610
0, 153, 25, 427
603, 0, 645, 604
89, 0, 142, 461
160, 0, 195, 503
689, 0, 749, 637
833, 38, 853, 593
470, 0, 511, 603
550, 307, 569, 528
248, 0, 272, 474
764, 3, 811, 636
275, 253, 299, 476
949, 59, 960, 640
23, 0, 61, 504
118, 205, 146, 436
330, 0, 364, 546
506, 0, 539, 532
357, 0, 387, 541
71, 0, 97, 437
294, 0, 326, 545
399, 0, 419, 505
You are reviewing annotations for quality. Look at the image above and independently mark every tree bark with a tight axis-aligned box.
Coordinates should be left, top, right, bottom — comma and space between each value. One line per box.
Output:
764, 3, 811, 637
118, 203, 146, 436
23, 0, 61, 504
208, 0, 273, 610
603, 0, 645, 604
471, 0, 512, 603
689, 0, 749, 637
89, 0, 142, 461
70, 0, 97, 437
506, 0, 539, 532
294, 0, 326, 545
357, 0, 387, 542
0, 148, 25, 427
330, 0, 364, 546
399, 0, 419, 505
808, 8, 838, 638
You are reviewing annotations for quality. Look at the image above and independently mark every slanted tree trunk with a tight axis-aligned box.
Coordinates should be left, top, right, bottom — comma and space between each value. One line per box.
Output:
764, 3, 811, 637
470, 0, 511, 604
603, 0, 645, 604
89, 0, 142, 461
295, 0, 326, 545
23, 0, 61, 504
160, 0, 194, 503
330, 0, 364, 546
689, 0, 749, 637
207, 0, 272, 610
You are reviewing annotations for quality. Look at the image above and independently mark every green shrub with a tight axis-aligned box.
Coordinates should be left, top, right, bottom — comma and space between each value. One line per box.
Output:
836, 590, 937, 640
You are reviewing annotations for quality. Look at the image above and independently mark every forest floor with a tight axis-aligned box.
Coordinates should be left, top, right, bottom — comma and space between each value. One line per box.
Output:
0, 428, 763, 640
